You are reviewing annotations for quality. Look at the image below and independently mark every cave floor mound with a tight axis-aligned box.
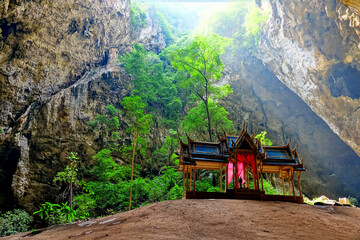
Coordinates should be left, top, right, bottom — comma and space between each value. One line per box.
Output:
4, 199, 360, 240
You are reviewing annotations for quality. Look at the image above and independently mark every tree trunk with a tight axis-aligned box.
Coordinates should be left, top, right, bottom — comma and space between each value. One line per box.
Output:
129, 121, 137, 211
70, 164, 73, 209
70, 180, 73, 209
205, 99, 212, 142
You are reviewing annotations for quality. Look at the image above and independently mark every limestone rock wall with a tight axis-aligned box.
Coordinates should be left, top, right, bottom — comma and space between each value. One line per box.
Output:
257, 0, 360, 157
0, 0, 166, 212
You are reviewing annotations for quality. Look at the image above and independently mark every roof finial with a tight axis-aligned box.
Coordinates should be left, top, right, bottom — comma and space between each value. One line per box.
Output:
286, 138, 291, 147
185, 133, 193, 142
251, 130, 257, 139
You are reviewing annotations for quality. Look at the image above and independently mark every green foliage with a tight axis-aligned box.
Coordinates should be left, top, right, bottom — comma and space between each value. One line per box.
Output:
130, 2, 147, 32
169, 33, 233, 141
92, 149, 129, 182
181, 100, 235, 140
121, 43, 182, 127
154, 11, 176, 45
74, 161, 182, 215
120, 96, 153, 158
85, 148, 138, 214
348, 196, 359, 207
150, 129, 179, 172
242, 5, 270, 52
170, 33, 232, 95
199, 3, 270, 54
53, 152, 79, 185
197, 3, 248, 38
195, 177, 214, 192
0, 209, 33, 237
262, 180, 282, 195
33, 202, 59, 221
87, 105, 121, 149
72, 194, 95, 219
53, 152, 80, 209
146, 166, 182, 203
33, 202, 84, 225
255, 131, 273, 146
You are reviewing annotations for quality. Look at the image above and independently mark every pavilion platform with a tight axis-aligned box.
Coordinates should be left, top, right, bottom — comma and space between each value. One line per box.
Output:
185, 189, 304, 203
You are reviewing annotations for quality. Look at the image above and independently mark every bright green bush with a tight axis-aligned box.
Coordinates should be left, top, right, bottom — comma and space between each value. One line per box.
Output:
262, 179, 282, 195
0, 209, 33, 237
348, 196, 359, 207
33, 202, 86, 225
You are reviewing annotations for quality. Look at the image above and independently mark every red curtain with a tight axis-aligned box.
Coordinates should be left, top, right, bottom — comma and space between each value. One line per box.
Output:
227, 153, 257, 187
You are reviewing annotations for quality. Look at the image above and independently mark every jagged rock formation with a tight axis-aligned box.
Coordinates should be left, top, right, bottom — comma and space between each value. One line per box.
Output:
222, 52, 360, 200
340, 0, 360, 14
257, 0, 360, 157
0, 0, 166, 212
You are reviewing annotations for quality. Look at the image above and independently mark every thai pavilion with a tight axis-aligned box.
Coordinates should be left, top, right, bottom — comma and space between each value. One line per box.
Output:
178, 128, 305, 203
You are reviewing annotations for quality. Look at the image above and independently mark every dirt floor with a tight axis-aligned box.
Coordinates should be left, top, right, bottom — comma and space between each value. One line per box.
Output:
3, 199, 360, 240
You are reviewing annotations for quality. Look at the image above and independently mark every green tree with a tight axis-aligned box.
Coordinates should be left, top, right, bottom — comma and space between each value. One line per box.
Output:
181, 99, 235, 141
255, 131, 273, 146
170, 33, 233, 141
53, 152, 79, 209
121, 43, 182, 127
120, 96, 153, 210
150, 129, 179, 172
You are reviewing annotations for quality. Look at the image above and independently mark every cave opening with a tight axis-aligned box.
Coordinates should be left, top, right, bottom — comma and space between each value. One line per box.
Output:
0, 148, 20, 211
328, 63, 360, 99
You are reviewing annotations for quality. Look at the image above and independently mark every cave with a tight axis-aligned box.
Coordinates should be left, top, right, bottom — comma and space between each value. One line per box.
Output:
328, 63, 360, 99
0, 148, 20, 210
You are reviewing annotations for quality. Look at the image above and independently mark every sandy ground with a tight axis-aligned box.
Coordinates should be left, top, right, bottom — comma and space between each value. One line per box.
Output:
3, 199, 360, 240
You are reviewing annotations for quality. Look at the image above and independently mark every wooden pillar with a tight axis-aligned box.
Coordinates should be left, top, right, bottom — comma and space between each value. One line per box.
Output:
189, 168, 193, 192
233, 160, 236, 189
225, 164, 228, 191
182, 169, 185, 198
281, 177, 285, 196
193, 169, 196, 192
297, 172, 302, 197
260, 164, 264, 192
186, 167, 190, 192
246, 166, 250, 189
291, 174, 295, 197
220, 167, 223, 193
243, 166, 246, 188
287, 177, 291, 196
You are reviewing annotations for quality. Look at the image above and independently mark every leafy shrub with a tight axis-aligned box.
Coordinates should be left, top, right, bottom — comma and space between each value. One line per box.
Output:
0, 209, 33, 237
348, 196, 359, 207
195, 177, 213, 192
262, 180, 282, 195
254, 131, 273, 146
33, 202, 86, 225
